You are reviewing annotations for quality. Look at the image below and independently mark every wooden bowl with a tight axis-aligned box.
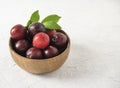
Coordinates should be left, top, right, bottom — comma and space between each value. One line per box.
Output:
9, 35, 70, 74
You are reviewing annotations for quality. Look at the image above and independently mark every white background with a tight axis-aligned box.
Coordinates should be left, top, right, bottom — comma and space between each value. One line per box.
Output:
0, 0, 120, 88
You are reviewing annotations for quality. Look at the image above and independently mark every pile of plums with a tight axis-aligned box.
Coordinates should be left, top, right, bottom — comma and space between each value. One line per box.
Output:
10, 22, 68, 59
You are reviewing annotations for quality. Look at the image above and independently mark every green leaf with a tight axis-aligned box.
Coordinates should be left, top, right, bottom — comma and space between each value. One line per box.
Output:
42, 14, 61, 23
30, 10, 40, 22
27, 20, 32, 27
26, 10, 40, 27
43, 21, 61, 29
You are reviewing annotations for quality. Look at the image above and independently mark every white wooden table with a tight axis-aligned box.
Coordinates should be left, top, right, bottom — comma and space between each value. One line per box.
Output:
1, 0, 120, 88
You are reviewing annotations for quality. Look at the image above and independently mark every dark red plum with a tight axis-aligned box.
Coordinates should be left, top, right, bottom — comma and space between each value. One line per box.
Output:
28, 22, 46, 36
26, 47, 43, 59
51, 32, 68, 47
15, 39, 30, 53
43, 46, 58, 58
10, 24, 26, 40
